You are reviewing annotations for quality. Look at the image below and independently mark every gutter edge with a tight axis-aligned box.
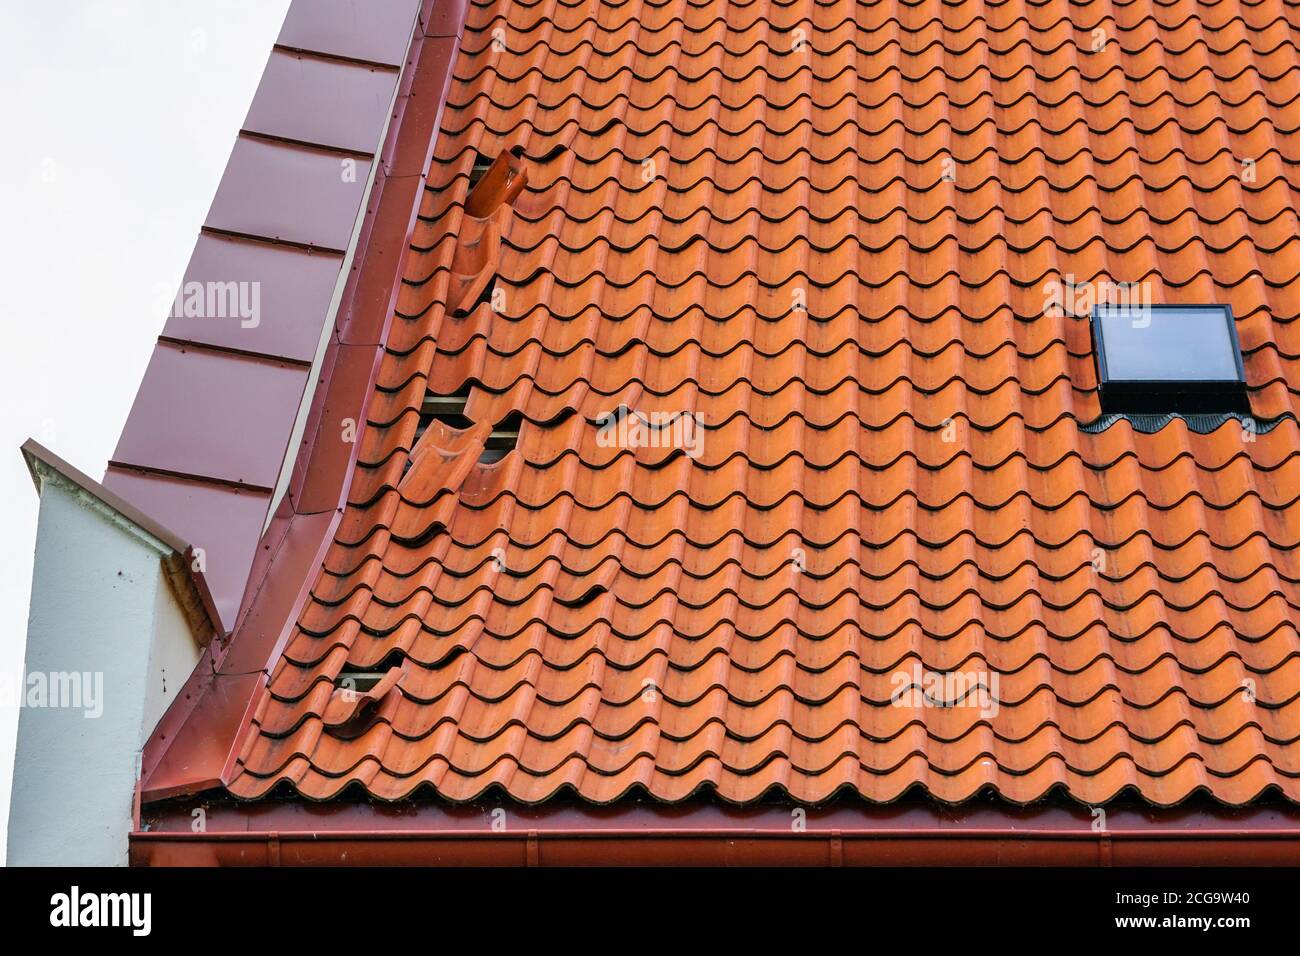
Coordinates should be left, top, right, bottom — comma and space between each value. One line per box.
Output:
129, 825, 1300, 867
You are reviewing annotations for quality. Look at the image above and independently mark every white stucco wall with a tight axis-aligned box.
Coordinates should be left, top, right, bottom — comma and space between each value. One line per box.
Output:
7, 465, 201, 866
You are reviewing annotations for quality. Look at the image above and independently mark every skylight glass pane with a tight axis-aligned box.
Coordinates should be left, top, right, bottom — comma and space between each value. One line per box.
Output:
1096, 305, 1241, 382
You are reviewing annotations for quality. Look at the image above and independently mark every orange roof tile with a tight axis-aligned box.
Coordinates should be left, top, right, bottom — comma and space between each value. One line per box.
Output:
225, 0, 1300, 808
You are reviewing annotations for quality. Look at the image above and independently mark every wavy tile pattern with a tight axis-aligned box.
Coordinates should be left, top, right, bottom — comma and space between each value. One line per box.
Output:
228, 0, 1300, 807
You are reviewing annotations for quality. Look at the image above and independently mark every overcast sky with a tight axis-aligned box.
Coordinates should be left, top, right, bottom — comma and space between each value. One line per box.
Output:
0, 0, 292, 862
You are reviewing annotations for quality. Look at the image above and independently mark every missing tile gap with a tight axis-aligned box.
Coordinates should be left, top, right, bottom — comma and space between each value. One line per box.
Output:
468, 151, 494, 189
416, 386, 473, 437
480, 411, 524, 463
333, 671, 387, 693
562, 584, 606, 608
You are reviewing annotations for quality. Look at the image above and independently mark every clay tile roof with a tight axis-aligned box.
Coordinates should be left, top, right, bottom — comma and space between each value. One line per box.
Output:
222, 0, 1300, 808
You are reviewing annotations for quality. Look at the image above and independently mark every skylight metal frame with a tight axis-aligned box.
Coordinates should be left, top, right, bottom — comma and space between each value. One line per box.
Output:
1091, 303, 1250, 415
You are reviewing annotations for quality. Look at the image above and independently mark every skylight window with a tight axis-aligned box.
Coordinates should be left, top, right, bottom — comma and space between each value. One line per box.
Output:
1091, 304, 1248, 414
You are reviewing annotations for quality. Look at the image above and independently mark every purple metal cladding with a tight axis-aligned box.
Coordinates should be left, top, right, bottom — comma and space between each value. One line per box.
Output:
244, 49, 400, 154
205, 135, 371, 252
335, 23, 463, 344
105, 337, 303, 630
278, 0, 422, 66
161, 233, 341, 363
110, 342, 307, 489
109, 0, 429, 639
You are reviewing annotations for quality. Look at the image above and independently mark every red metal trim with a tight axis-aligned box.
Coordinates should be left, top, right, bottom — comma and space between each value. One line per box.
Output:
137, 0, 470, 805
132, 799, 1300, 866
129, 829, 1300, 867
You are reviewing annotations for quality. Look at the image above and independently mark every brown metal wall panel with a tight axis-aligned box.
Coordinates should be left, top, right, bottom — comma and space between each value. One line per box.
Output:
205, 135, 371, 251
102, 467, 270, 627
244, 49, 400, 154
277, 0, 420, 65
111, 342, 308, 489
161, 232, 342, 363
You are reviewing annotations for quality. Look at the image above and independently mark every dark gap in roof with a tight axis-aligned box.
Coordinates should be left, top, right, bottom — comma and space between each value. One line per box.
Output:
480, 411, 524, 463
363, 650, 409, 673
331, 655, 405, 696
332, 671, 387, 694
407, 386, 474, 476
409, 392, 520, 464
417, 385, 473, 433
526, 143, 569, 164
467, 151, 494, 190
560, 584, 607, 608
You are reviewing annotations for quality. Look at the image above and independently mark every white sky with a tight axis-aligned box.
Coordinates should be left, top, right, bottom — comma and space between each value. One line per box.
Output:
0, 0, 291, 862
